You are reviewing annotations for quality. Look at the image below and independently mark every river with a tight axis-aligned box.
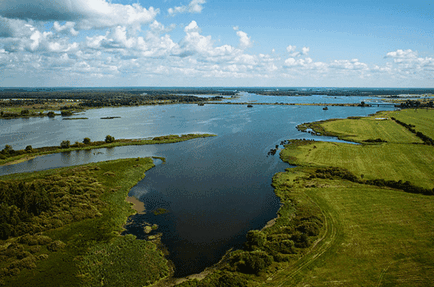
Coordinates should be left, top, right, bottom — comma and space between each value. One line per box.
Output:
0, 94, 394, 276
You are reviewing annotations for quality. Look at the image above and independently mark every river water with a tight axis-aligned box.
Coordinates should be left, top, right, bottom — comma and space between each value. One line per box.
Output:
0, 95, 394, 276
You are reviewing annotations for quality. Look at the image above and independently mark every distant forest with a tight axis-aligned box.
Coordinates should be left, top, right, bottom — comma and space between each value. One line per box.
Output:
1, 87, 434, 99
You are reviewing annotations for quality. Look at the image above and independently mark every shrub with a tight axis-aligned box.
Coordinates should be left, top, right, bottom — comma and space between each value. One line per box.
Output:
61, 110, 73, 116
25, 145, 33, 152
20, 109, 30, 116
47, 111, 55, 117
83, 137, 91, 144
47, 240, 66, 252
245, 230, 267, 251
60, 140, 70, 149
230, 250, 273, 274
105, 135, 115, 143
2, 145, 14, 154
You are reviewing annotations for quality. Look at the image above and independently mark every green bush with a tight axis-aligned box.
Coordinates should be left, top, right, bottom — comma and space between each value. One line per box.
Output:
25, 145, 33, 152
244, 230, 267, 251
83, 137, 91, 144
60, 140, 70, 149
105, 135, 115, 143
229, 250, 273, 274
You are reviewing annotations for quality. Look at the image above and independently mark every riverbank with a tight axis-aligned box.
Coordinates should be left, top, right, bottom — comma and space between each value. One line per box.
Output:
0, 134, 216, 166
173, 108, 434, 286
0, 157, 170, 287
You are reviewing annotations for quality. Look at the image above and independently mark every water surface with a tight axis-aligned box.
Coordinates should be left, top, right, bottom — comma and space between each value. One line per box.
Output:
0, 97, 394, 276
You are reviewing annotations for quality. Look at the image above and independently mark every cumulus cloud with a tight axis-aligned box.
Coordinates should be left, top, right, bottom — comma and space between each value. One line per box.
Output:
385, 49, 418, 59
286, 45, 310, 57
384, 49, 434, 76
0, 0, 158, 30
286, 45, 296, 53
168, 0, 206, 16
53, 22, 79, 36
236, 30, 252, 49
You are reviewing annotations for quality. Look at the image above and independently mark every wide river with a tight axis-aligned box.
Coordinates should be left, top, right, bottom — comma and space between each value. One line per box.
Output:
0, 94, 393, 276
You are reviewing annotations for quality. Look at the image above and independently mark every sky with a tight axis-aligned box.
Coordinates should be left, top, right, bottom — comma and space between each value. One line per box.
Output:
0, 0, 433, 87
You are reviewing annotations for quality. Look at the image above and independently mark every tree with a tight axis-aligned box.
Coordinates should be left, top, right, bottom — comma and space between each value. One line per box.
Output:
25, 145, 33, 152
60, 140, 70, 149
61, 110, 73, 116
20, 109, 30, 116
47, 111, 55, 117
105, 135, 115, 143
83, 137, 91, 144
2, 145, 14, 154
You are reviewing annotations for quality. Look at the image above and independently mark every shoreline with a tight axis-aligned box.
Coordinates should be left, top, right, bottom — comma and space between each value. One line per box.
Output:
0, 133, 216, 167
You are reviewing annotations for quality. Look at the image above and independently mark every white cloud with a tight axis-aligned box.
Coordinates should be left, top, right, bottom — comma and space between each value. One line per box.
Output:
385, 49, 417, 59
236, 30, 252, 49
0, 0, 158, 30
286, 45, 296, 53
168, 0, 206, 16
302, 47, 310, 55
53, 22, 79, 36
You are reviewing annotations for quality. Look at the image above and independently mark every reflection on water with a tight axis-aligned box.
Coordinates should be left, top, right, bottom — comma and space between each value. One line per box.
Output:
0, 100, 395, 277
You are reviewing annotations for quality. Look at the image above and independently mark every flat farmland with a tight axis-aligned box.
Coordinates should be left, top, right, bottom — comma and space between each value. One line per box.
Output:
265, 109, 434, 286
281, 141, 434, 189
319, 111, 423, 144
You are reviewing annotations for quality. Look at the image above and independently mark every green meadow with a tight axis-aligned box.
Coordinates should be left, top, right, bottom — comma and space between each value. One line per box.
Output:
262, 109, 434, 286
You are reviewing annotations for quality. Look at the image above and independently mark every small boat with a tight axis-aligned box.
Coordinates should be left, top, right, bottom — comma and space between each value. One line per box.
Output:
323, 106, 328, 110
198, 103, 205, 106
247, 104, 253, 108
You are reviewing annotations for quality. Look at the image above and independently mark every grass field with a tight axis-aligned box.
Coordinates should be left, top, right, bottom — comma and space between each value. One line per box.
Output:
388, 108, 434, 140
261, 108, 434, 286
263, 173, 434, 286
318, 112, 423, 143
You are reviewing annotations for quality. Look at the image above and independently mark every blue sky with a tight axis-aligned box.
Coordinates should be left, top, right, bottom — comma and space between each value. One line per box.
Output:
0, 0, 433, 87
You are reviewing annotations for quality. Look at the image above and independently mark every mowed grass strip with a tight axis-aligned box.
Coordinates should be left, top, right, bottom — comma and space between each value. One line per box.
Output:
389, 108, 434, 139
265, 109, 434, 286
319, 112, 422, 144
291, 179, 434, 286
262, 177, 434, 286
281, 141, 434, 189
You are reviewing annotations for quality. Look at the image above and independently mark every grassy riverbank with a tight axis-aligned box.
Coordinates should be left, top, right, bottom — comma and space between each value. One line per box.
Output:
0, 157, 170, 287
262, 109, 434, 286
174, 109, 434, 286
0, 134, 216, 166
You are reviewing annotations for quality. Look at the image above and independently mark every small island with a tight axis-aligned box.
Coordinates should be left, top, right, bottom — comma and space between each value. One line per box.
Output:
0, 134, 216, 166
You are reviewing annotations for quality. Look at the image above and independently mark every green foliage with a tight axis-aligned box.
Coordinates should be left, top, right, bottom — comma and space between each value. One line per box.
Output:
229, 250, 273, 274
60, 140, 70, 148
82, 137, 91, 144
2, 145, 14, 154
60, 110, 73, 116
0, 158, 166, 287
77, 235, 169, 287
244, 230, 267, 251
20, 109, 30, 116
47, 111, 55, 117
25, 145, 33, 152
105, 135, 115, 143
